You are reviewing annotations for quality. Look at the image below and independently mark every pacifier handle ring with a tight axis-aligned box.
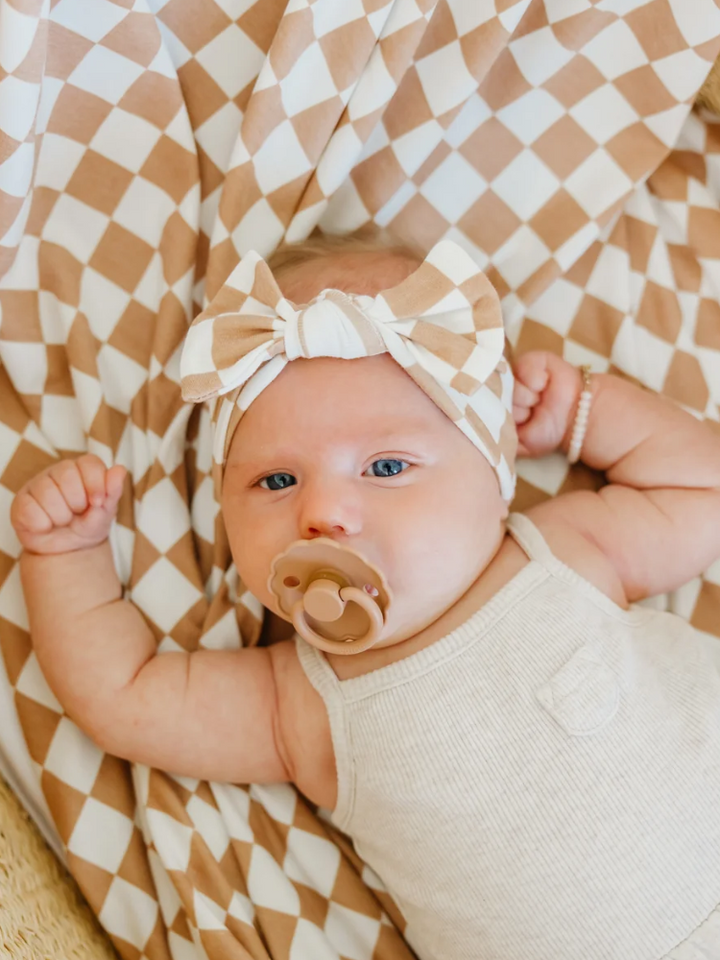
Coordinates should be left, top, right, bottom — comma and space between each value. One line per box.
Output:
292, 586, 384, 655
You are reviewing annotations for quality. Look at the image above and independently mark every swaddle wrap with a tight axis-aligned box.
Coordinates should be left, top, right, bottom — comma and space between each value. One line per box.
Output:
180, 238, 517, 501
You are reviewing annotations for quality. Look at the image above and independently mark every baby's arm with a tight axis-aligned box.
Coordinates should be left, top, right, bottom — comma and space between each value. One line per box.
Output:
514, 353, 720, 601
11, 456, 295, 783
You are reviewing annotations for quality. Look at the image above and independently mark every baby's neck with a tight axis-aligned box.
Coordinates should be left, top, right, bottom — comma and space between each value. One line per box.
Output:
326, 528, 528, 681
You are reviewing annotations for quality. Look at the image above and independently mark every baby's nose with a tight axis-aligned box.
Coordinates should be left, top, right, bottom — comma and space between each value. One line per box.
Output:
299, 483, 362, 541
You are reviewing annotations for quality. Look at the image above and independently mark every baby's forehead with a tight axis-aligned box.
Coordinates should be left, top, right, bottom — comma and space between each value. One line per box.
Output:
277, 251, 420, 303
227, 354, 454, 456
223, 351, 498, 504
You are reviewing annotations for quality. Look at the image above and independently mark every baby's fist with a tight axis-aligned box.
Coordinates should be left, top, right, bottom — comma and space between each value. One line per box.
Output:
10, 455, 127, 555
513, 351, 583, 459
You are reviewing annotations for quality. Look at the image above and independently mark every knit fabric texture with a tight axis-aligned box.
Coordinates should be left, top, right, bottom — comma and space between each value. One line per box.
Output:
297, 514, 720, 960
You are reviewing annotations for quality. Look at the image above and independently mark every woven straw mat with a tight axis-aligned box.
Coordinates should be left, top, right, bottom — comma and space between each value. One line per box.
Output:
0, 774, 118, 960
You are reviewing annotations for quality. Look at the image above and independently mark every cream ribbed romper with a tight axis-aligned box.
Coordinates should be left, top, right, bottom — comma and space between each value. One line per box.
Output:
296, 514, 720, 960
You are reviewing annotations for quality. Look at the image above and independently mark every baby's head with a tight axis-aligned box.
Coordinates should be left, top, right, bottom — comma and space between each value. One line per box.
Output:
191, 229, 516, 646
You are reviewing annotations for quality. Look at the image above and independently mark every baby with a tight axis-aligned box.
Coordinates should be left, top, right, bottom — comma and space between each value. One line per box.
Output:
11, 230, 720, 960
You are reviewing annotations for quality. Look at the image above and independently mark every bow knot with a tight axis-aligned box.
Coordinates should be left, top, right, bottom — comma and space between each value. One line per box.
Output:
282, 290, 387, 363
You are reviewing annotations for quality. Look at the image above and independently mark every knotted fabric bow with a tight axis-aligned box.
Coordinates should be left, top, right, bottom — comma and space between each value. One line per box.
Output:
181, 239, 517, 501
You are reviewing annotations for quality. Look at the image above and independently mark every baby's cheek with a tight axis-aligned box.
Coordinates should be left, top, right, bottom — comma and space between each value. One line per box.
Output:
384, 515, 444, 587
235, 549, 276, 608
222, 507, 262, 577
400, 499, 481, 585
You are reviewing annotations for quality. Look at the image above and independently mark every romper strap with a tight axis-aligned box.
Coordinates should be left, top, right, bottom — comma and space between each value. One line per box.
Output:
293, 636, 356, 829
506, 512, 557, 567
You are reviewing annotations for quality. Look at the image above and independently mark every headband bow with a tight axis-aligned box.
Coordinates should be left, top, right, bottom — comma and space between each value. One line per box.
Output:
181, 239, 517, 501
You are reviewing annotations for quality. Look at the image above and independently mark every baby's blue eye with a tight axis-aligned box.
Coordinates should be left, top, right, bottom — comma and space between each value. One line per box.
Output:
259, 473, 297, 491
365, 459, 408, 478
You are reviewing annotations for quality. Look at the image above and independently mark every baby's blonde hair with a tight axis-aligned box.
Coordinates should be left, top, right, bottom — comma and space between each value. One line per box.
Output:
266, 225, 424, 282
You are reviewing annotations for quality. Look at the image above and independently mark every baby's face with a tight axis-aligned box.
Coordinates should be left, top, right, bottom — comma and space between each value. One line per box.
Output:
222, 351, 508, 646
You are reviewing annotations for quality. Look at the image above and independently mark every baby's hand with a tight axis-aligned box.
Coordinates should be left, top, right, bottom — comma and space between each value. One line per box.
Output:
513, 351, 583, 459
10, 455, 127, 555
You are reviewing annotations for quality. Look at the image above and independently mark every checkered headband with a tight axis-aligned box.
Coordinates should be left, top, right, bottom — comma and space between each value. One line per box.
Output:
180, 239, 517, 502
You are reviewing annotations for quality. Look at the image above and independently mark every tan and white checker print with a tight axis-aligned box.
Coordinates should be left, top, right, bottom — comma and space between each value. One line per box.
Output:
1, 1, 720, 959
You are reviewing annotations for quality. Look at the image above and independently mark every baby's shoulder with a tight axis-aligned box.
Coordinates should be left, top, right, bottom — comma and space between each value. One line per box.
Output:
518, 499, 628, 609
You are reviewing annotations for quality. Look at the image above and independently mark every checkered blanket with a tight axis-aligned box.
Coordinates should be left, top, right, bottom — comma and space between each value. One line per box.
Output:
1, 2, 720, 958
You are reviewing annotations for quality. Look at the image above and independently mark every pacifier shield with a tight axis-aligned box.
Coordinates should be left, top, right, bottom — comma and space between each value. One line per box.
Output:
268, 539, 392, 654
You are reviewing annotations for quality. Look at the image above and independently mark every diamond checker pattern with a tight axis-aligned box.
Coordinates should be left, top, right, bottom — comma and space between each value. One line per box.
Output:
1, 1, 720, 958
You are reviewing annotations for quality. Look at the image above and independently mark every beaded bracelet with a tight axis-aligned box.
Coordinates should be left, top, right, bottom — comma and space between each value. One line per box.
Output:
567, 365, 593, 465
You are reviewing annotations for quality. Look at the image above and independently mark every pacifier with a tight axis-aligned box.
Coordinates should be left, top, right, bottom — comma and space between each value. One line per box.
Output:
268, 538, 392, 655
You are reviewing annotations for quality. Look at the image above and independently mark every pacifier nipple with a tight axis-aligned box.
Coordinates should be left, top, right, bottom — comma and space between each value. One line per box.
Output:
268, 540, 392, 655
303, 579, 345, 622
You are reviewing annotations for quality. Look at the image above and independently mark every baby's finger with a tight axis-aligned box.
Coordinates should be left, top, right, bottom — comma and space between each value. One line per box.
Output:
513, 382, 539, 409
76, 454, 108, 507
513, 403, 532, 425
26, 474, 74, 526
10, 492, 53, 533
105, 464, 127, 503
47, 461, 88, 514
517, 399, 565, 454
105, 463, 127, 510
513, 351, 551, 393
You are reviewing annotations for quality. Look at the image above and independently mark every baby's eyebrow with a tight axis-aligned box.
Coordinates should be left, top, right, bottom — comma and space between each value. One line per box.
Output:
223, 456, 272, 476
371, 424, 433, 444
225, 422, 435, 471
